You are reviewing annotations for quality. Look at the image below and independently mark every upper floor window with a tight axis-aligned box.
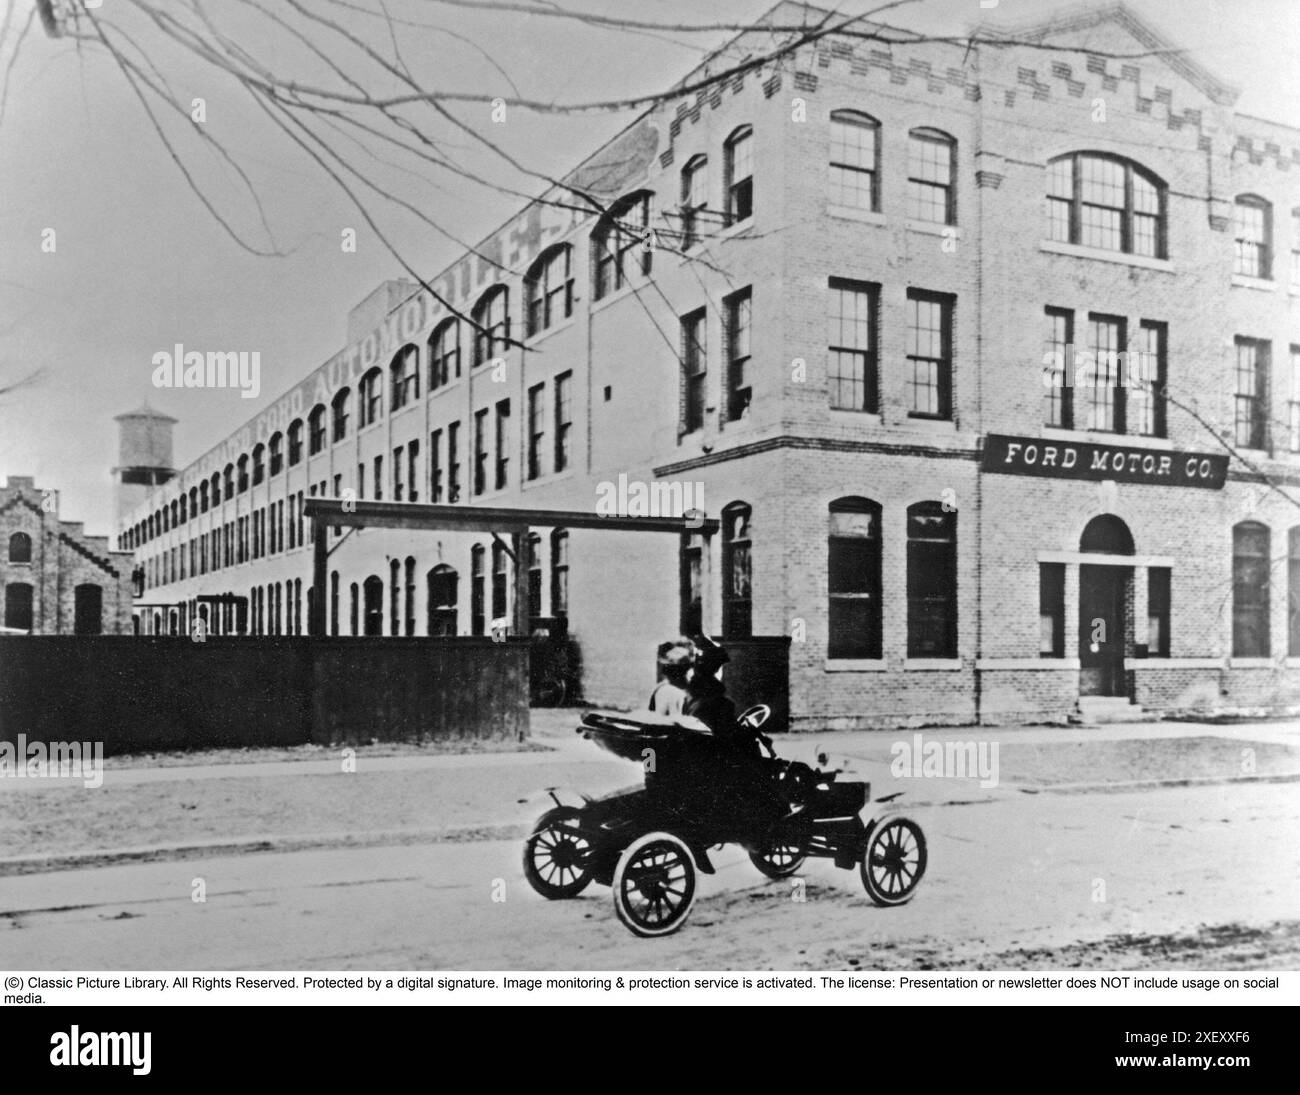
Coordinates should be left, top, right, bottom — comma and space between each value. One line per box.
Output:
828, 278, 878, 412
551, 529, 569, 617
308, 404, 327, 455
593, 192, 652, 301
1234, 195, 1271, 279
391, 345, 420, 411
329, 388, 349, 443
1289, 345, 1300, 454
237, 454, 250, 493
359, 367, 383, 428
200, 480, 210, 512
252, 444, 265, 486
905, 289, 952, 419
472, 285, 510, 366
268, 432, 283, 476
287, 420, 303, 466
554, 371, 573, 473
724, 126, 753, 225
429, 318, 460, 390
525, 245, 574, 337
724, 287, 753, 422
1048, 152, 1164, 257
1234, 337, 1269, 450
681, 308, 707, 433
210, 471, 221, 506
7, 531, 32, 564
680, 154, 708, 250
907, 128, 955, 225
1291, 207, 1300, 285
829, 110, 880, 212
223, 463, 234, 498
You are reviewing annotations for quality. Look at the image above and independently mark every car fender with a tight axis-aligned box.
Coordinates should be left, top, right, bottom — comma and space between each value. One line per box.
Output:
519, 786, 591, 815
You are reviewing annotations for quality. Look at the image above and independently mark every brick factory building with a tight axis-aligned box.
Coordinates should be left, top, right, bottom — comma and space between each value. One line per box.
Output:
115, 3, 1300, 727
1, 477, 134, 636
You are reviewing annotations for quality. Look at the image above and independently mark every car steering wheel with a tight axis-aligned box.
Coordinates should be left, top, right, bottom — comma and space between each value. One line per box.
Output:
736, 704, 771, 731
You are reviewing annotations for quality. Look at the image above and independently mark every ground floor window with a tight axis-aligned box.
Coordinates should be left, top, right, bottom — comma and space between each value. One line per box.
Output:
4, 582, 33, 631
73, 584, 102, 635
1233, 522, 1270, 657
1147, 567, 1171, 658
721, 502, 752, 639
907, 502, 957, 657
470, 545, 486, 636
363, 575, 383, 636
428, 566, 458, 636
1290, 528, 1300, 657
828, 497, 881, 659
1038, 563, 1065, 657
679, 531, 704, 636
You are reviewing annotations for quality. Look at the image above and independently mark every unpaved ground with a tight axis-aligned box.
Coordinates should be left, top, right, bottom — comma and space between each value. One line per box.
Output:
2, 783, 1295, 972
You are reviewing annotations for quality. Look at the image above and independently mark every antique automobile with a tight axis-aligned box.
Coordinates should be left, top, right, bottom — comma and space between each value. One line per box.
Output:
522, 704, 927, 937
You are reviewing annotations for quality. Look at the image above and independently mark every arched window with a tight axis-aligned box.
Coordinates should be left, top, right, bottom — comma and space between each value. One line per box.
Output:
830, 110, 880, 212
359, 368, 382, 428
332, 387, 351, 443
168, 500, 178, 528
551, 529, 569, 619
200, 481, 210, 512
223, 463, 234, 498
307, 404, 327, 454
721, 502, 752, 638
187, 488, 197, 520
390, 344, 420, 411
592, 191, 652, 301
526, 533, 543, 619
269, 432, 283, 476
210, 472, 221, 507
236, 456, 249, 493
1233, 521, 1271, 657
1047, 152, 1165, 257
287, 419, 304, 465
907, 127, 956, 226
252, 444, 265, 486
363, 575, 384, 636
907, 501, 957, 657
8, 532, 32, 563
1289, 527, 1300, 656
429, 318, 460, 390
724, 126, 753, 225
470, 544, 486, 635
525, 244, 574, 337
1080, 514, 1135, 555
404, 556, 416, 636
4, 582, 33, 631
680, 153, 708, 250
1234, 194, 1272, 278
472, 286, 510, 366
828, 497, 882, 659
349, 581, 358, 636
428, 565, 459, 636
491, 540, 509, 622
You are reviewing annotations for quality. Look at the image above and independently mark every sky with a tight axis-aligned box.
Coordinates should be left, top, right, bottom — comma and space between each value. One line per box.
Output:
1, 0, 1298, 536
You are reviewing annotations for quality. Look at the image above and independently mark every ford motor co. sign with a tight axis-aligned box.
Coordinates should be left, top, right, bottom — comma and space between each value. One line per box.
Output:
981, 434, 1229, 489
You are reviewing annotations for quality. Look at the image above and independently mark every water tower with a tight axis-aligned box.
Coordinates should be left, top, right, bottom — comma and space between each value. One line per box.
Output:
113, 403, 177, 531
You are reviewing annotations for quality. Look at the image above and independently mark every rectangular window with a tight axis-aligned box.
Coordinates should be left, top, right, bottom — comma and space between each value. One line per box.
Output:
1234, 337, 1269, 450
1147, 567, 1171, 658
827, 279, 877, 413
1084, 314, 1125, 433
1290, 346, 1300, 454
1233, 524, 1271, 657
907, 131, 954, 225
495, 400, 511, 491
528, 383, 545, 480
907, 505, 957, 658
1039, 563, 1065, 656
554, 372, 572, 473
829, 112, 879, 211
1127, 320, 1165, 437
681, 309, 707, 433
430, 430, 443, 502
1043, 307, 1074, 429
448, 421, 462, 502
828, 504, 882, 659
724, 288, 753, 421
408, 439, 419, 503
1234, 200, 1270, 278
373, 455, 383, 501
1079, 154, 1125, 251
679, 533, 703, 636
474, 409, 489, 496
726, 127, 753, 224
905, 290, 952, 419
393, 446, 404, 501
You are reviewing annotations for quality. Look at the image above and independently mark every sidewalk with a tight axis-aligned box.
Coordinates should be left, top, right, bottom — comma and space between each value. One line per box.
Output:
2, 710, 1297, 873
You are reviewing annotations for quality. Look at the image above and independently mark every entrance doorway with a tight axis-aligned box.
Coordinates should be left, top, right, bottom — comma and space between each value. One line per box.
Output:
1077, 515, 1135, 699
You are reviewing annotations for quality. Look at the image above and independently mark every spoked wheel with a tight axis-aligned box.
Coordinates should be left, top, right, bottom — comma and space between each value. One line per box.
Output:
860, 816, 927, 906
612, 831, 697, 937
748, 840, 808, 879
523, 806, 593, 899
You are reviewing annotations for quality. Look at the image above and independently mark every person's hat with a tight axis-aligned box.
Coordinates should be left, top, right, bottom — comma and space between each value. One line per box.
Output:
658, 642, 695, 668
